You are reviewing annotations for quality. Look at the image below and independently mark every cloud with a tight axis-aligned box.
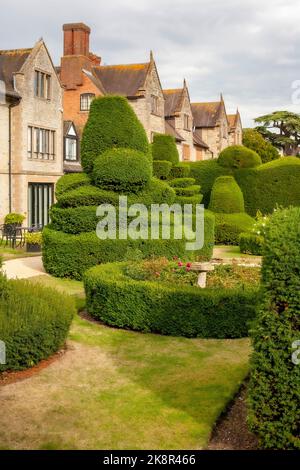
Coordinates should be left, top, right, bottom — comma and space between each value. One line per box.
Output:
1, 0, 299, 126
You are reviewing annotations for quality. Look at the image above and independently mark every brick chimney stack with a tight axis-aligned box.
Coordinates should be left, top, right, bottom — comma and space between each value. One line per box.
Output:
63, 23, 91, 57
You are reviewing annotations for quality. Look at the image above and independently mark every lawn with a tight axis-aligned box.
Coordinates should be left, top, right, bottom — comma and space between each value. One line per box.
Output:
0, 246, 36, 261
213, 244, 262, 261
0, 275, 251, 450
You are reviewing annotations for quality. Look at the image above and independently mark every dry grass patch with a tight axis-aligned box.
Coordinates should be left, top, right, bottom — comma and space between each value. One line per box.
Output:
0, 311, 250, 450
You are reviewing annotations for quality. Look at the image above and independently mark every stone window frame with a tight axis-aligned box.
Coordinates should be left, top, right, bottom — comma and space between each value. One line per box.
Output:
34, 69, 51, 100
150, 94, 160, 116
27, 125, 56, 161
183, 114, 191, 131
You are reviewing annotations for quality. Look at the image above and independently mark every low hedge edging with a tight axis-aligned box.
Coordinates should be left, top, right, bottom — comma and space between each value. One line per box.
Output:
239, 232, 264, 256
214, 213, 255, 245
0, 278, 75, 371
84, 263, 260, 338
43, 211, 215, 279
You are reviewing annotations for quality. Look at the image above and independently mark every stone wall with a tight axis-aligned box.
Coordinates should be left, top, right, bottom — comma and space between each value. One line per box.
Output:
130, 62, 165, 141
0, 105, 10, 221
174, 88, 195, 161
0, 42, 64, 225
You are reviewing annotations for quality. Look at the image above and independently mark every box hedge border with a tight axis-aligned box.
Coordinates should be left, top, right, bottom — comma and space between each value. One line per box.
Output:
0, 278, 75, 371
43, 210, 214, 279
84, 262, 260, 338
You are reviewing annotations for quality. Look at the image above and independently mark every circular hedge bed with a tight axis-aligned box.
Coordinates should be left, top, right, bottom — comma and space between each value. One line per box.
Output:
0, 277, 75, 371
84, 261, 260, 338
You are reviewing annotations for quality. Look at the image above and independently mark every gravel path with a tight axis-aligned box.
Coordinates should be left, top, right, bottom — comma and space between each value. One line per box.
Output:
3, 256, 46, 280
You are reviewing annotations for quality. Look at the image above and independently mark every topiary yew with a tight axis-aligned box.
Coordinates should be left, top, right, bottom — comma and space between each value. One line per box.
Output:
248, 207, 300, 449
209, 176, 245, 213
218, 145, 262, 169
93, 148, 152, 193
55, 173, 91, 199
81, 95, 150, 174
151, 134, 179, 165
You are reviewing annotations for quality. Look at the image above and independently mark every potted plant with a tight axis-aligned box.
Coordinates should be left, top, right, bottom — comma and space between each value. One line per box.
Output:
4, 213, 25, 228
25, 231, 43, 253
3, 213, 26, 247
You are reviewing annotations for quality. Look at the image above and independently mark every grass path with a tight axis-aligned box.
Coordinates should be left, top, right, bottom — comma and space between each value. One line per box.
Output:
0, 315, 250, 450
213, 245, 262, 263
0, 275, 251, 450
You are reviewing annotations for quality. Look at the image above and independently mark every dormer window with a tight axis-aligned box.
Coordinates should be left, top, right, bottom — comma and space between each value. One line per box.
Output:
64, 123, 78, 161
80, 93, 95, 111
34, 70, 51, 99
151, 95, 159, 115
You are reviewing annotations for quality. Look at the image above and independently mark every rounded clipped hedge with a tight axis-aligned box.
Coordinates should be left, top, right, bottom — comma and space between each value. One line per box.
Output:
151, 134, 179, 165
218, 145, 262, 169
188, 155, 300, 214
175, 193, 204, 207
214, 213, 255, 245
81, 95, 150, 174
57, 178, 176, 209
239, 232, 264, 256
84, 262, 259, 338
51, 205, 100, 234
169, 163, 191, 179
43, 210, 214, 280
173, 185, 201, 197
209, 176, 245, 213
55, 173, 91, 199
242, 128, 279, 163
169, 178, 196, 188
93, 148, 152, 193
248, 207, 300, 449
235, 157, 300, 216
0, 277, 75, 371
188, 160, 231, 207
152, 160, 172, 180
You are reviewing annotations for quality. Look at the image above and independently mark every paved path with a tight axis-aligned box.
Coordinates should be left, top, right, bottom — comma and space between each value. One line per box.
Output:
3, 256, 46, 280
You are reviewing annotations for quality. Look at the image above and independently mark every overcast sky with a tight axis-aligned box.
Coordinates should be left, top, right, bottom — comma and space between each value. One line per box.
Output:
1, 0, 300, 126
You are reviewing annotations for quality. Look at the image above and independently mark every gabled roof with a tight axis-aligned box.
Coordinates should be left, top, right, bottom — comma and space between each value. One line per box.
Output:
92, 62, 150, 97
227, 110, 241, 130
63, 120, 78, 137
192, 101, 222, 128
193, 130, 209, 149
163, 88, 184, 117
0, 48, 32, 97
83, 69, 106, 94
165, 120, 184, 142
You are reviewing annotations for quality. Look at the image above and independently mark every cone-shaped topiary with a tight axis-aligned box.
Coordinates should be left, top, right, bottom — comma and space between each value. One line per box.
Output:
151, 134, 179, 165
81, 95, 150, 174
218, 145, 262, 169
93, 148, 152, 193
248, 207, 300, 449
209, 176, 245, 213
